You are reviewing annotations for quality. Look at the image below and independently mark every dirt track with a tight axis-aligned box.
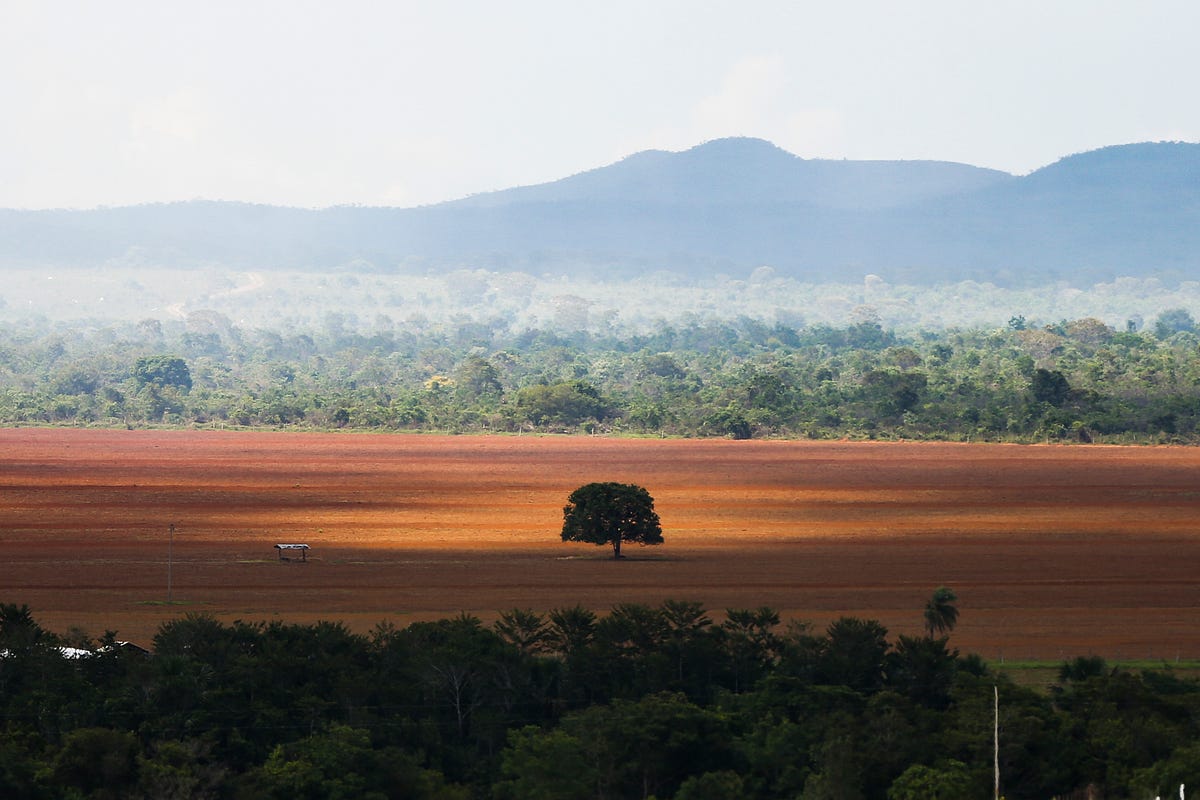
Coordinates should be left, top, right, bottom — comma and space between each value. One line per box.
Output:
2, 428, 1199, 659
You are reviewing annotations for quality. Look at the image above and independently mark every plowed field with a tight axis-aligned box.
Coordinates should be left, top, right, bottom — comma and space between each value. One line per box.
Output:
2, 428, 1199, 659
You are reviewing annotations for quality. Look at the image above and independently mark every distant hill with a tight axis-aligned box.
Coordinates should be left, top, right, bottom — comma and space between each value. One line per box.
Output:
449, 138, 1014, 210
2, 138, 1198, 285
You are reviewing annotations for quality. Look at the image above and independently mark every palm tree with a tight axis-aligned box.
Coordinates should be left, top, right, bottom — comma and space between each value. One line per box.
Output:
493, 608, 550, 656
923, 586, 959, 638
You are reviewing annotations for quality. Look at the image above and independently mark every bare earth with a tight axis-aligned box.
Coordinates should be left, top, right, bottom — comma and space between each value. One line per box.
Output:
2, 428, 1198, 660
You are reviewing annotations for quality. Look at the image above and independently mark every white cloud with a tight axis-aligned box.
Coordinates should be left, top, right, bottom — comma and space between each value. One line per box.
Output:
692, 55, 789, 134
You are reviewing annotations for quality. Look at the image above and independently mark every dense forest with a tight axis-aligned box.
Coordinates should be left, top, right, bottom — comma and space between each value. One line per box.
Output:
3, 308, 1200, 442
1, 598, 1197, 799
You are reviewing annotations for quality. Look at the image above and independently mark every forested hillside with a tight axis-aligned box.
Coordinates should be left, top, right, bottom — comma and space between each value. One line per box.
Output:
1, 600, 1196, 799
4, 310, 1200, 442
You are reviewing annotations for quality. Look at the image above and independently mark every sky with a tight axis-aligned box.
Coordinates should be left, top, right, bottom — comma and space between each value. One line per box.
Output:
2, 0, 1198, 210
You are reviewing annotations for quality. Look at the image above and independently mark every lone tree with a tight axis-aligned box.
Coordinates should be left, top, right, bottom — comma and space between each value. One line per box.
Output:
561, 482, 663, 559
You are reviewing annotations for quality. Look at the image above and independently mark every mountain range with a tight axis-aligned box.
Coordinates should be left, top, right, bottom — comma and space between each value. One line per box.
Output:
2, 137, 1198, 285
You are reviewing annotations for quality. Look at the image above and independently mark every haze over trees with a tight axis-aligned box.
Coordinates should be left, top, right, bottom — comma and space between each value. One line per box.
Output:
2, 139, 1198, 364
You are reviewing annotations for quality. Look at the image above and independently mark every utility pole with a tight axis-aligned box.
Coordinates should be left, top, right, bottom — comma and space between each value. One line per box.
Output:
167, 523, 175, 604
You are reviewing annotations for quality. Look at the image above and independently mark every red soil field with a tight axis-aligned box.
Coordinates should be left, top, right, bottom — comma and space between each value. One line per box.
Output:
2, 428, 1199, 660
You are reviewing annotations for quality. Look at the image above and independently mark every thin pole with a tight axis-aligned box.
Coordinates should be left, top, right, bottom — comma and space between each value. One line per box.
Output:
994, 685, 1000, 800
167, 523, 175, 604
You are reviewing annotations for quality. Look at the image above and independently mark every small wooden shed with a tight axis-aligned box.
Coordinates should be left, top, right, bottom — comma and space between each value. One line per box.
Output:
274, 543, 310, 562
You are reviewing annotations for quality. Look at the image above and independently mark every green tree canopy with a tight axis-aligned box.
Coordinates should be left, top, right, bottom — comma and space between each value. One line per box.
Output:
515, 381, 606, 428
887, 760, 974, 800
1154, 307, 1196, 339
132, 355, 192, 391
1031, 368, 1071, 406
561, 482, 663, 559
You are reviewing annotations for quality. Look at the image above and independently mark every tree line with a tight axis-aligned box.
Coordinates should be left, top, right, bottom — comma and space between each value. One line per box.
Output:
1, 598, 1198, 799
4, 310, 1200, 441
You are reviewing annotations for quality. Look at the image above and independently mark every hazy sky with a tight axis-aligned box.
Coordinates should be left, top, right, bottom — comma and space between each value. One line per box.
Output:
3, 1, 1197, 210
